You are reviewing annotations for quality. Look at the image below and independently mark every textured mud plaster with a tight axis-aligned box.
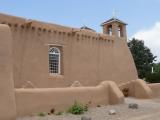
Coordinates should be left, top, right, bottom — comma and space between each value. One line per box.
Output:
0, 24, 16, 120
119, 79, 152, 99
0, 13, 138, 88
108, 81, 124, 104
0, 12, 139, 119
148, 83, 160, 98
15, 81, 124, 117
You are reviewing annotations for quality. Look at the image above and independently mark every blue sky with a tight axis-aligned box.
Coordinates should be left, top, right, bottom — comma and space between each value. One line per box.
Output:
0, 0, 160, 61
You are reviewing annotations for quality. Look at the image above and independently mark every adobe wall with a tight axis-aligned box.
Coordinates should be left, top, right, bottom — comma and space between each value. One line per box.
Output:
148, 83, 160, 98
113, 37, 138, 84
119, 79, 152, 98
0, 24, 124, 118
0, 13, 138, 88
15, 81, 124, 116
0, 24, 16, 120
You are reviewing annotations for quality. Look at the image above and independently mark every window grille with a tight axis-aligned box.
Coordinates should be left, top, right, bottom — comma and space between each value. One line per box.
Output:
49, 47, 60, 74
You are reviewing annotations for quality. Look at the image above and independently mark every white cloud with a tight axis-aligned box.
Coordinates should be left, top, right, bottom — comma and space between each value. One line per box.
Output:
132, 22, 160, 62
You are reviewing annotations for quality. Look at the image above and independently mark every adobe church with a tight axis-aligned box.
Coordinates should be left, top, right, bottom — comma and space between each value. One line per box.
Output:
0, 13, 138, 88
1, 13, 156, 120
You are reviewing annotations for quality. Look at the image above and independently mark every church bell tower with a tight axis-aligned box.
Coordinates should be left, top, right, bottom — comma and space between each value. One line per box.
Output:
101, 17, 127, 39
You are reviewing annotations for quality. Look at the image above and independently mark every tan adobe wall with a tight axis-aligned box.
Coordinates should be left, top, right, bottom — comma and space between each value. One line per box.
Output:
119, 79, 152, 99
0, 24, 17, 120
0, 13, 153, 120
0, 25, 123, 119
0, 13, 138, 88
148, 83, 160, 98
15, 81, 124, 117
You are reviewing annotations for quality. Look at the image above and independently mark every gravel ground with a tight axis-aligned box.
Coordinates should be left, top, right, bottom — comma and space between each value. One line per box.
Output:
17, 97, 160, 120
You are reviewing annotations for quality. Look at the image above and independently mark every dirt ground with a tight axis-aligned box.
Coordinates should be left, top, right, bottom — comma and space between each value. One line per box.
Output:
17, 97, 160, 120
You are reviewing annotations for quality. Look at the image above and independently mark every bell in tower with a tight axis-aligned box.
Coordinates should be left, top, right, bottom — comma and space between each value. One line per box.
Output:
101, 17, 127, 38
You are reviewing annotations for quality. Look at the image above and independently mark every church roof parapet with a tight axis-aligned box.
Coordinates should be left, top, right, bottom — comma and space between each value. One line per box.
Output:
0, 13, 115, 42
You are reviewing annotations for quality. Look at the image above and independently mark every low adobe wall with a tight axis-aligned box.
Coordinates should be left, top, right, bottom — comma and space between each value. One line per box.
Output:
15, 81, 124, 117
0, 24, 17, 120
148, 83, 160, 98
119, 79, 152, 99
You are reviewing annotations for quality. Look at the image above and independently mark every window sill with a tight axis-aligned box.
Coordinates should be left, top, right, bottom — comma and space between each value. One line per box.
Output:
49, 74, 64, 79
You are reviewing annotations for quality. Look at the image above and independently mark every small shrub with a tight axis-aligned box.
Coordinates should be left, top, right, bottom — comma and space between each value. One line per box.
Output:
37, 112, 46, 117
68, 101, 87, 115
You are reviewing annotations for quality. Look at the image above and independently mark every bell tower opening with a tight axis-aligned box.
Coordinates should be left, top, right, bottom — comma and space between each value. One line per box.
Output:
108, 25, 112, 35
118, 25, 123, 37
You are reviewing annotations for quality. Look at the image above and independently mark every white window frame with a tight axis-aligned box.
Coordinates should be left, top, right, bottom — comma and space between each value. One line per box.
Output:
49, 47, 61, 74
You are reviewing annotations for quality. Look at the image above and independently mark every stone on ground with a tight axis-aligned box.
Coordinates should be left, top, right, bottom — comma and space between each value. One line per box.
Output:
128, 103, 139, 109
81, 116, 92, 120
108, 109, 116, 115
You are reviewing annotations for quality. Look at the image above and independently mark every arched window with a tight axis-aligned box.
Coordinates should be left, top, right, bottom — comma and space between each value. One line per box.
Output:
49, 47, 60, 74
